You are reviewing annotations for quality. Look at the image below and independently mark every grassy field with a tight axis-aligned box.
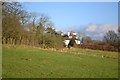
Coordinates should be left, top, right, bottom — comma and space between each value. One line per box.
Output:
2, 45, 118, 78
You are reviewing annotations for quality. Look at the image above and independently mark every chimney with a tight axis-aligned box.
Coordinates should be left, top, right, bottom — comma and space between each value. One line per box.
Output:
68, 32, 70, 36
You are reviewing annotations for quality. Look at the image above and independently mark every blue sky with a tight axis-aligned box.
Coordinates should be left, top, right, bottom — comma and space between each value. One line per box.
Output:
22, 2, 118, 40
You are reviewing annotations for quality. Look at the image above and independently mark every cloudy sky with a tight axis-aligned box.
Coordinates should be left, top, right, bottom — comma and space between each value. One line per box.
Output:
22, 2, 118, 40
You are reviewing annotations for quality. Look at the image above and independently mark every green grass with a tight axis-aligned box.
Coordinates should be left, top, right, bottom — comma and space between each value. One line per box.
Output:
2, 45, 118, 78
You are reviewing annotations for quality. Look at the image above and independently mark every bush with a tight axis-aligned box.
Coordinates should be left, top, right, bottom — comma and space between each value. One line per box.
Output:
43, 33, 64, 49
80, 44, 117, 52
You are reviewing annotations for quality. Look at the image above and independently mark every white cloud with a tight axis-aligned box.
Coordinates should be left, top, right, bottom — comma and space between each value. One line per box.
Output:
86, 24, 118, 33
86, 24, 97, 32
85, 24, 118, 40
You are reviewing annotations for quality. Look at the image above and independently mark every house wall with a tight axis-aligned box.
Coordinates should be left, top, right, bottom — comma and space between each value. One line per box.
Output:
64, 40, 70, 47
75, 40, 81, 44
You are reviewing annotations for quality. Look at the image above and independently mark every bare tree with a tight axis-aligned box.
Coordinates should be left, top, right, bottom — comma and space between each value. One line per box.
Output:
103, 30, 118, 48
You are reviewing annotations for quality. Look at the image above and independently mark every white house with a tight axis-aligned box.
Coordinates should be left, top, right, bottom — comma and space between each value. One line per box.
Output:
64, 40, 70, 47
63, 32, 81, 47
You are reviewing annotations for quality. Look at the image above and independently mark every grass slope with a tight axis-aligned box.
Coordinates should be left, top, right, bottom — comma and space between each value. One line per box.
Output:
2, 45, 118, 78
